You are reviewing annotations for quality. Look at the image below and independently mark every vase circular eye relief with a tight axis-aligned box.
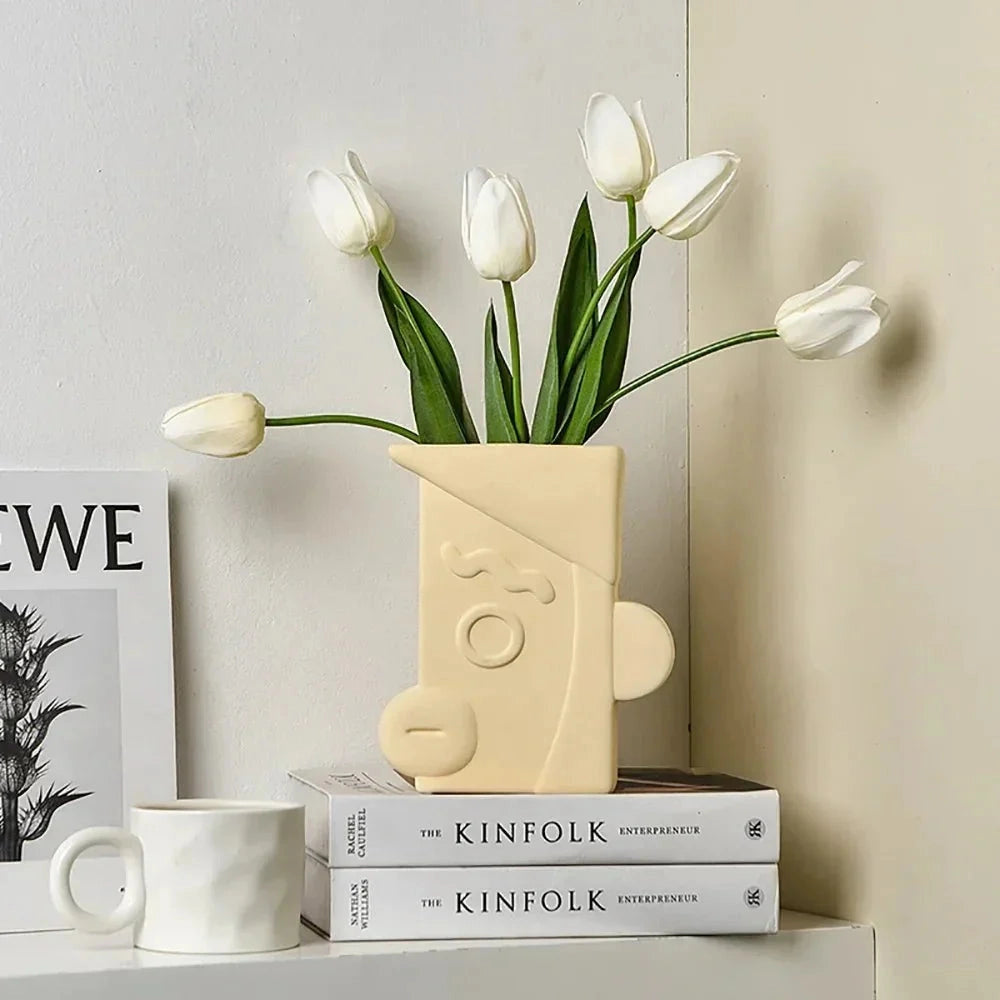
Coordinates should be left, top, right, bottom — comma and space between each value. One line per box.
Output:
458, 603, 525, 668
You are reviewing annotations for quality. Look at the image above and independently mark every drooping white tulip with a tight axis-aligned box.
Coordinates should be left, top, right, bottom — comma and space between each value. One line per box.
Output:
462, 168, 536, 282
775, 261, 890, 360
578, 93, 656, 200
161, 392, 266, 458
307, 151, 395, 256
641, 151, 740, 240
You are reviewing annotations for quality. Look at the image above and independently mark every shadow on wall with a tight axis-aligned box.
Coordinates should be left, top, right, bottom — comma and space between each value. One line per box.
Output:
167, 480, 198, 796
692, 154, 930, 915
871, 290, 931, 404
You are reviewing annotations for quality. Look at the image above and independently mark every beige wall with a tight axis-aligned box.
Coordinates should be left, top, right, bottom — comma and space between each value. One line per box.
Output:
690, 4, 1000, 997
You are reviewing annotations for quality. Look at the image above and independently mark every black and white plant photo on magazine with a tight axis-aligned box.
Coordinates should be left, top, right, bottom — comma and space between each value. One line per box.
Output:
0, 590, 123, 864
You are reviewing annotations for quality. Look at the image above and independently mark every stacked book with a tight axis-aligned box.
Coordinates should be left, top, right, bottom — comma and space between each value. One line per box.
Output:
289, 764, 779, 941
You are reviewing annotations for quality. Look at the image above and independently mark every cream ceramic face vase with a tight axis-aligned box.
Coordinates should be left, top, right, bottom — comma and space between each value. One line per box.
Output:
379, 445, 675, 794
49, 800, 305, 954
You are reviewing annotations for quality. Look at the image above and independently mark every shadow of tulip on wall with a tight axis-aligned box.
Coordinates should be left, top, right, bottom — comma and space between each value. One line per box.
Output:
870, 290, 931, 403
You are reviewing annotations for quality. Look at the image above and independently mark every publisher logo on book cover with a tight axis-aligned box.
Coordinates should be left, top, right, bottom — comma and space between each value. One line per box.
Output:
744, 817, 765, 840
744, 887, 764, 908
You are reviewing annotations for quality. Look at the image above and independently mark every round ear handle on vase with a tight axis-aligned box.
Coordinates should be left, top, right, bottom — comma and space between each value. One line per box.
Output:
49, 827, 146, 933
613, 601, 675, 701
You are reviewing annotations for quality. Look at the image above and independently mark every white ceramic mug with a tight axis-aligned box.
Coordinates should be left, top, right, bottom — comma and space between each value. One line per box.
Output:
49, 800, 305, 954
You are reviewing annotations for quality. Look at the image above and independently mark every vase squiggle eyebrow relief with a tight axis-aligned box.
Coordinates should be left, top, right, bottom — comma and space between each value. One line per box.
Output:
441, 542, 557, 605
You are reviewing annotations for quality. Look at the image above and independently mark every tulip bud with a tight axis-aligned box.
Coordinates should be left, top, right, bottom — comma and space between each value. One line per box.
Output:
775, 261, 889, 360
641, 151, 740, 240
307, 151, 395, 256
161, 392, 266, 458
578, 93, 656, 200
462, 168, 536, 282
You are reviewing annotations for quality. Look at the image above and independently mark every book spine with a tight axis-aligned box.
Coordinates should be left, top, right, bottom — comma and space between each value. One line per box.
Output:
308, 860, 779, 941
324, 790, 779, 866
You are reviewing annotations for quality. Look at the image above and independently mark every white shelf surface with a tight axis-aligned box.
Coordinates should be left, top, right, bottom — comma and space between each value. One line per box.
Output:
0, 910, 873, 1000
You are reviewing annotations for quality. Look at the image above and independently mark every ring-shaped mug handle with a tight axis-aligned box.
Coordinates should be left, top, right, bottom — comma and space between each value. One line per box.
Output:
49, 826, 145, 933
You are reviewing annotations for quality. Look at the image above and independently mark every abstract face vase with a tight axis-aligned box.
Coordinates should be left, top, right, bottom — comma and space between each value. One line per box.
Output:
379, 445, 675, 794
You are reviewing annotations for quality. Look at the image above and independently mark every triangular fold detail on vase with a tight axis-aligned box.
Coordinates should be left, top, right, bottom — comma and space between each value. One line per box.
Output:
389, 444, 623, 585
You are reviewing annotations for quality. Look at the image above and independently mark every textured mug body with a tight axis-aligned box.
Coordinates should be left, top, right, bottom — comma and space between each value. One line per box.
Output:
131, 801, 304, 954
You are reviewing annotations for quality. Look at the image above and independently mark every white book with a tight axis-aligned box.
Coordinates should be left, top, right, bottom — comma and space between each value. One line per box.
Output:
289, 764, 779, 867
303, 853, 779, 940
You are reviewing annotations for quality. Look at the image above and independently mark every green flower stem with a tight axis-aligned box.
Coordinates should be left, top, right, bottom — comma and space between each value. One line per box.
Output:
564, 226, 656, 375
590, 328, 780, 422
626, 195, 637, 244
369, 245, 421, 340
501, 280, 529, 441
265, 414, 420, 443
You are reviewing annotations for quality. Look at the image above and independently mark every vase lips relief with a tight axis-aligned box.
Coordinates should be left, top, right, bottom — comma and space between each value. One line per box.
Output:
378, 444, 675, 794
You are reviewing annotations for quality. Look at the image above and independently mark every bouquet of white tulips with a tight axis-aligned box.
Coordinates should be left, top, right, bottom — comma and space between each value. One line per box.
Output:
162, 93, 889, 457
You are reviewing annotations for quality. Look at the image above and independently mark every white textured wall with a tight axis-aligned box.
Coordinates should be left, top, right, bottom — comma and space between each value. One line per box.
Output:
690, 3, 1000, 998
0, 1, 688, 799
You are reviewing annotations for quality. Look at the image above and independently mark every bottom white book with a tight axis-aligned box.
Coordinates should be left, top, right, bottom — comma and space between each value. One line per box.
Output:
303, 854, 779, 941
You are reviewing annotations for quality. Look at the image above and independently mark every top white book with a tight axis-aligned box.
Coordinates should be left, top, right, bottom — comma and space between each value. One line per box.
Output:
289, 763, 779, 868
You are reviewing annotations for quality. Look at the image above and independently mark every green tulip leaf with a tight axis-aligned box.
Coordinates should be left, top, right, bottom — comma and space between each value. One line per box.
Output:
586, 248, 642, 438
553, 349, 589, 441
483, 303, 520, 443
530, 197, 597, 443
405, 293, 480, 443
557, 252, 640, 445
402, 316, 468, 443
377, 273, 479, 443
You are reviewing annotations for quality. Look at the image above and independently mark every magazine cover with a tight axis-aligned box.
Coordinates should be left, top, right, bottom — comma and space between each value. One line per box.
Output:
0, 471, 175, 931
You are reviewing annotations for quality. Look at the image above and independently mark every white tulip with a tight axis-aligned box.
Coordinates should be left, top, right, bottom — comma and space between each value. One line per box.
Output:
641, 151, 740, 240
462, 168, 536, 282
161, 392, 266, 458
775, 261, 889, 360
578, 93, 656, 200
307, 151, 395, 256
